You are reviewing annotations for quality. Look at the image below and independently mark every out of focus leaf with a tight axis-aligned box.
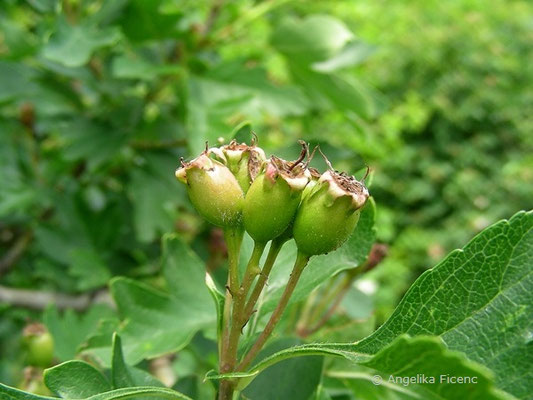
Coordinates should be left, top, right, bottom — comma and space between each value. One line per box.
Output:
312, 42, 375, 73
44, 304, 115, 361
42, 20, 121, 67
83, 236, 215, 365
128, 153, 185, 243
68, 249, 111, 291
112, 54, 182, 80
120, 0, 181, 42
271, 15, 354, 64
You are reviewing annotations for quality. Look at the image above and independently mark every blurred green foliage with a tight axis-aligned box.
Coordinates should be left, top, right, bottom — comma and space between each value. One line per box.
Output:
0, 0, 531, 392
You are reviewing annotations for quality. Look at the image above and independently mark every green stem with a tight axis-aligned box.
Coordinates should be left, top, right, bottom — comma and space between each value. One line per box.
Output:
243, 238, 285, 322
224, 228, 244, 295
226, 242, 266, 366
237, 251, 310, 371
219, 241, 266, 399
219, 228, 243, 384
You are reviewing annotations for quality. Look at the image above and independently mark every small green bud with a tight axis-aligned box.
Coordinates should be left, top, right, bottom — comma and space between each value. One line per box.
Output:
175, 152, 244, 227
243, 146, 311, 243
210, 140, 266, 192
22, 323, 54, 367
293, 169, 369, 256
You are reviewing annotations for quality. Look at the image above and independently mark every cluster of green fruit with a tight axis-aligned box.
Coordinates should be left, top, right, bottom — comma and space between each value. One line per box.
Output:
175, 139, 369, 256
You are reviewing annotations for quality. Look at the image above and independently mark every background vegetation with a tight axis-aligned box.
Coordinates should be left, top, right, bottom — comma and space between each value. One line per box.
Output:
1, 0, 531, 397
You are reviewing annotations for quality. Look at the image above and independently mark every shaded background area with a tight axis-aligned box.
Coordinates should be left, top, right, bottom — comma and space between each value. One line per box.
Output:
1, 0, 531, 390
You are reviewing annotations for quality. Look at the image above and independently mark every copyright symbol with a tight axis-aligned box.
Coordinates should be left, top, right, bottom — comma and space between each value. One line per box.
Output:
372, 374, 382, 385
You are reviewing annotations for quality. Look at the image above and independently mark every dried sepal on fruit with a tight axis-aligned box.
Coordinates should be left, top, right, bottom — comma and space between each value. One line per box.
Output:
243, 142, 312, 243
293, 153, 369, 256
175, 149, 244, 228
209, 137, 266, 192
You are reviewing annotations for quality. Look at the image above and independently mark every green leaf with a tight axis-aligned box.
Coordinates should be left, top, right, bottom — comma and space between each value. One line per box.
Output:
225, 211, 531, 399
205, 272, 225, 348
57, 118, 127, 171
359, 336, 511, 400
44, 304, 116, 361
111, 334, 135, 388
311, 42, 375, 73
242, 338, 324, 400
271, 15, 354, 64
0, 61, 37, 103
119, 0, 181, 42
260, 198, 376, 314
87, 387, 192, 400
217, 336, 510, 400
186, 65, 308, 154
271, 15, 373, 117
44, 360, 111, 398
42, 19, 121, 67
332, 370, 431, 400
26, 0, 58, 13
128, 153, 185, 243
111, 333, 164, 389
68, 249, 111, 291
0, 18, 38, 60
0, 383, 54, 400
111, 54, 182, 80
355, 210, 533, 399
0, 384, 192, 400
231, 121, 254, 143
288, 63, 373, 118
85, 236, 215, 365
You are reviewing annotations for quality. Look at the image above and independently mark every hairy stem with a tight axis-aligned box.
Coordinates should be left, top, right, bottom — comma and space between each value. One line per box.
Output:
237, 251, 310, 371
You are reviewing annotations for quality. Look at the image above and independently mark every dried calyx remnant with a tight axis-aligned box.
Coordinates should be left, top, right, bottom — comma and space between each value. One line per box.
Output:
209, 138, 266, 192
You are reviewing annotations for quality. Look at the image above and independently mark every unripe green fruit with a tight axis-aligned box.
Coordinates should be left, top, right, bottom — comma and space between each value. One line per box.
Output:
243, 174, 302, 243
176, 154, 244, 227
22, 324, 54, 367
294, 170, 369, 256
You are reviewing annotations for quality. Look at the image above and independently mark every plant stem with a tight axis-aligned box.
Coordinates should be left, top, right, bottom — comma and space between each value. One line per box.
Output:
223, 228, 244, 296
219, 240, 265, 400
218, 381, 233, 400
226, 242, 266, 366
219, 227, 243, 395
243, 238, 285, 322
237, 251, 310, 371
